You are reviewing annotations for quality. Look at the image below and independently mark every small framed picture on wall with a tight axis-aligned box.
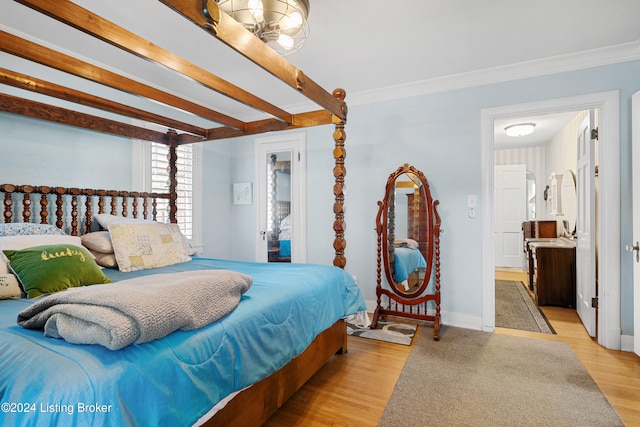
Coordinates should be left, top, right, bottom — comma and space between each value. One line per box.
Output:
233, 182, 252, 205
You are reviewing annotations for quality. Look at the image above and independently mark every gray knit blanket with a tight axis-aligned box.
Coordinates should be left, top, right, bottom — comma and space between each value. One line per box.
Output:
17, 270, 252, 350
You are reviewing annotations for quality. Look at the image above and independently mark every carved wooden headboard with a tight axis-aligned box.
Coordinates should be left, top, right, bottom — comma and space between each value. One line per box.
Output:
0, 184, 169, 236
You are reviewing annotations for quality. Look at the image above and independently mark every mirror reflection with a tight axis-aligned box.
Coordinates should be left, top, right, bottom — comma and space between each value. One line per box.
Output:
387, 173, 429, 294
526, 170, 536, 220
373, 163, 442, 340
560, 169, 577, 237
267, 152, 292, 263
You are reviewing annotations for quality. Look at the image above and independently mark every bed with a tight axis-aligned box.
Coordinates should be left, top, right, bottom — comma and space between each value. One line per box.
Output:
0, 189, 365, 427
0, 1, 356, 426
0, 251, 365, 426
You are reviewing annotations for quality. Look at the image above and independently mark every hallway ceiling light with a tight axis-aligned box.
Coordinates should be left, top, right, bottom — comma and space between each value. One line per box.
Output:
505, 123, 536, 137
216, 0, 310, 56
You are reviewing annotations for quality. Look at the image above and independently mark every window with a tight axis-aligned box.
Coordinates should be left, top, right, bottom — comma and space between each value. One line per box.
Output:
151, 142, 193, 239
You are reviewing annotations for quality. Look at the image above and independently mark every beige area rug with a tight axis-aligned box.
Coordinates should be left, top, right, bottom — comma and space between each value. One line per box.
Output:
346, 320, 417, 346
378, 326, 623, 426
495, 279, 556, 334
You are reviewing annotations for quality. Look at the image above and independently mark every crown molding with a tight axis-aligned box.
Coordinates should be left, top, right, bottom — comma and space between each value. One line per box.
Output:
346, 40, 640, 107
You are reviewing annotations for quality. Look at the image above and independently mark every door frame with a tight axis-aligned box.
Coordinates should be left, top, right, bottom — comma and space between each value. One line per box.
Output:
632, 90, 640, 356
254, 132, 308, 263
480, 90, 621, 349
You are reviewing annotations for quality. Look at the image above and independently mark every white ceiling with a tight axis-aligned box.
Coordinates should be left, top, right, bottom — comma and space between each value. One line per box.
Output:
2, 0, 640, 141
494, 112, 580, 150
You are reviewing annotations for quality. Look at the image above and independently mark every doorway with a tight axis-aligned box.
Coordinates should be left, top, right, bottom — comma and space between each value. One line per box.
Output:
255, 132, 308, 263
481, 91, 621, 349
494, 164, 527, 269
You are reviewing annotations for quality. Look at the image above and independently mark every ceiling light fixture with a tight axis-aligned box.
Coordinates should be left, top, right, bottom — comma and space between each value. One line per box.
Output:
505, 123, 536, 137
216, 0, 310, 56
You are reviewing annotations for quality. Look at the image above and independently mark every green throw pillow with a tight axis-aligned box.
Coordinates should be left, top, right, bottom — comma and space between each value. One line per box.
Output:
3, 244, 112, 298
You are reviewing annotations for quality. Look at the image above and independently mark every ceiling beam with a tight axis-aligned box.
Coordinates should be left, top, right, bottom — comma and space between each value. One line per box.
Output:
160, 0, 347, 121
0, 93, 169, 143
15, 0, 294, 125
201, 110, 333, 142
0, 31, 246, 131
0, 68, 208, 137
0, 91, 332, 145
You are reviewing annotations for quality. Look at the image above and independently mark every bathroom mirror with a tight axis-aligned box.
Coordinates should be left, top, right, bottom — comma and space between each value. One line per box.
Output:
560, 169, 577, 236
372, 164, 442, 340
526, 170, 536, 220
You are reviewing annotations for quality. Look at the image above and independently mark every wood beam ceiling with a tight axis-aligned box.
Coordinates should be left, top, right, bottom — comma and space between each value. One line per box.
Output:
160, 0, 347, 121
1, 0, 340, 143
0, 68, 208, 137
0, 93, 172, 143
14, 0, 291, 124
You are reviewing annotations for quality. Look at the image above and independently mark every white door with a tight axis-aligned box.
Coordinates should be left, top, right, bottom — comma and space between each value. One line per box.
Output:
494, 164, 527, 268
255, 133, 307, 263
631, 91, 640, 357
576, 111, 596, 337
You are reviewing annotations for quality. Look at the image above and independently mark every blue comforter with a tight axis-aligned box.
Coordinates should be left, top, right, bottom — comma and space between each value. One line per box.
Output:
392, 247, 427, 283
0, 258, 366, 427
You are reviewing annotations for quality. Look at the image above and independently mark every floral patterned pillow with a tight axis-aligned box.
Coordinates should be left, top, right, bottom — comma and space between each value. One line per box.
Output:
0, 223, 66, 237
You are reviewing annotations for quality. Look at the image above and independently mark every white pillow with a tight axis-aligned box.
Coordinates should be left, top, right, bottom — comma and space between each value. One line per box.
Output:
81, 231, 113, 253
88, 249, 118, 268
94, 213, 155, 229
0, 274, 22, 299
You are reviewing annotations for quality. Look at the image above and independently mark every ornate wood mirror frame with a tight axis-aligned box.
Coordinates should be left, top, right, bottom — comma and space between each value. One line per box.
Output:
371, 164, 442, 340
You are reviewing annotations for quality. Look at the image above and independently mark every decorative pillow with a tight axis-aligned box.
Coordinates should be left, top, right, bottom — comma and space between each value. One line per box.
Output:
3, 244, 112, 298
94, 213, 155, 229
109, 223, 191, 272
96, 214, 197, 256
81, 231, 113, 253
0, 235, 84, 276
0, 274, 22, 299
89, 250, 118, 269
0, 223, 66, 237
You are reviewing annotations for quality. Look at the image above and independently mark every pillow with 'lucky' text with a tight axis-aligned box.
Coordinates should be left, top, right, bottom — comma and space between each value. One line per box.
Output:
3, 244, 112, 298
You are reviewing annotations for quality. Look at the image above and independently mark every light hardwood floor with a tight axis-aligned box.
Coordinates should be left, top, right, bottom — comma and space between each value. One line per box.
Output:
265, 269, 640, 426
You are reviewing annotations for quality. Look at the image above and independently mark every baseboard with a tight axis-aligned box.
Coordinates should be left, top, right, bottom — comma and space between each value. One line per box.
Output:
364, 299, 483, 331
620, 334, 634, 352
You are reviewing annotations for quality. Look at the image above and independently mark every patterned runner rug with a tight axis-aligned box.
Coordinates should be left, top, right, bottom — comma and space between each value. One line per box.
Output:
495, 279, 555, 334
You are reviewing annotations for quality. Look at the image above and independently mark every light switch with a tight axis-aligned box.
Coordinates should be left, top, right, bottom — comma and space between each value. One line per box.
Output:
467, 195, 477, 208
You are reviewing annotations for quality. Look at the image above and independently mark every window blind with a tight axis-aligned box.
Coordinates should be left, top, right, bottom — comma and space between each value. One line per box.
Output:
151, 143, 193, 239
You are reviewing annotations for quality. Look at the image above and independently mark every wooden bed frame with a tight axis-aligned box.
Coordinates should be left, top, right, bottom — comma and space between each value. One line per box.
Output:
0, 183, 349, 425
1, 1, 350, 425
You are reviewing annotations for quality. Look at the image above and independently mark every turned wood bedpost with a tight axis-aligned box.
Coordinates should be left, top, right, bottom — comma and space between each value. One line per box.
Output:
21, 185, 34, 223
332, 89, 347, 268
38, 186, 51, 224
166, 130, 178, 224
84, 188, 94, 232
2, 184, 15, 223
54, 187, 65, 229
131, 192, 140, 219
69, 187, 81, 235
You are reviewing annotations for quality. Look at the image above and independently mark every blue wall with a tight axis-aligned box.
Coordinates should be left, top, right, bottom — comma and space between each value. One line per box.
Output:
222, 59, 640, 334
0, 114, 131, 189
2, 59, 639, 336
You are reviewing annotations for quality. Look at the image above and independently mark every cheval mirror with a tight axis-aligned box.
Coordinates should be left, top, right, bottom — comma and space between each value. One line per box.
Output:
371, 163, 442, 340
